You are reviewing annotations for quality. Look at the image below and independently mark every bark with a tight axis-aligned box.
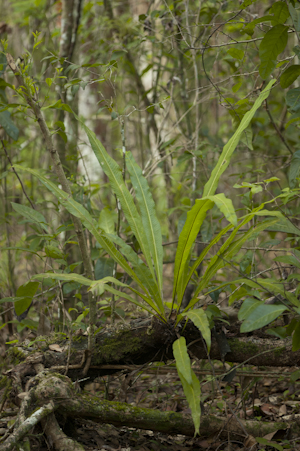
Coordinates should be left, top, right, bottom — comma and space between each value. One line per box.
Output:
6, 317, 299, 388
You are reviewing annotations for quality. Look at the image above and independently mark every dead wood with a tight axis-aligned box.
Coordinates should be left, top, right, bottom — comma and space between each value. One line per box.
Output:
4, 316, 299, 386
1, 372, 299, 451
1, 316, 299, 449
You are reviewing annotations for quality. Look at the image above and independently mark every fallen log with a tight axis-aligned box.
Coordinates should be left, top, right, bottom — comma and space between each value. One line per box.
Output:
5, 317, 298, 385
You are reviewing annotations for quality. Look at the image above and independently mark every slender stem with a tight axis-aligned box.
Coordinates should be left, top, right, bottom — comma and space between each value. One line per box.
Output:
265, 99, 293, 155
1, 139, 35, 209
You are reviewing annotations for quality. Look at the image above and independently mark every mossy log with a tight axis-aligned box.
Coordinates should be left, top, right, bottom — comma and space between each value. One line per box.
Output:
2, 316, 300, 450
5, 317, 299, 385
2, 373, 298, 451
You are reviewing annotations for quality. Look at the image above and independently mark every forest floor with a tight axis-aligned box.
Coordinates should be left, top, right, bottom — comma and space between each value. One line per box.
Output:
10, 361, 300, 451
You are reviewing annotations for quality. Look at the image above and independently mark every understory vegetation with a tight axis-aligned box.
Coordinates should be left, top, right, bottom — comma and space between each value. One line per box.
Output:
2, 0, 300, 450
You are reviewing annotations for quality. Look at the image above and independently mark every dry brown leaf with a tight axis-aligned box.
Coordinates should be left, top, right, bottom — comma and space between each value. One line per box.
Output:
244, 434, 257, 449
261, 403, 278, 416
278, 404, 287, 416
49, 344, 63, 352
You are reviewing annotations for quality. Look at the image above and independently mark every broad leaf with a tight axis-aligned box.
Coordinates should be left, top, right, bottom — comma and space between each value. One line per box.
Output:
178, 369, 201, 436
185, 309, 211, 352
32, 272, 92, 286
180, 207, 267, 314
280, 65, 300, 89
266, 218, 300, 236
95, 258, 114, 279
288, 3, 300, 33
14, 166, 161, 309
126, 151, 163, 292
184, 218, 279, 312
98, 208, 115, 234
205, 194, 237, 226
238, 298, 262, 321
286, 88, 300, 113
16, 281, 39, 298
289, 150, 300, 188
173, 199, 214, 305
259, 25, 288, 80
77, 117, 158, 291
11, 202, 48, 232
0, 110, 19, 140
203, 80, 276, 197
14, 297, 32, 316
274, 254, 300, 270
240, 304, 287, 333
105, 233, 164, 312
173, 337, 192, 385
270, 1, 289, 25
237, 278, 300, 307
33, 273, 160, 316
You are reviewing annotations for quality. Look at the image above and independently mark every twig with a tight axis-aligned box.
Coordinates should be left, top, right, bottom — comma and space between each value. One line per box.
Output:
1, 138, 35, 209
265, 99, 293, 155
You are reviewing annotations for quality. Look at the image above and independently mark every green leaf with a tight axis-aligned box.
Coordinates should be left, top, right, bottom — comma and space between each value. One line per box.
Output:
45, 245, 65, 259
178, 223, 233, 315
274, 254, 300, 269
32, 272, 92, 285
177, 369, 201, 436
0, 297, 23, 304
203, 80, 275, 197
259, 25, 288, 80
14, 281, 39, 316
185, 218, 279, 312
0, 110, 19, 140
280, 65, 300, 88
95, 258, 114, 279
181, 204, 272, 313
104, 233, 164, 311
93, 282, 157, 316
227, 48, 244, 60
16, 281, 39, 298
14, 166, 161, 310
240, 304, 287, 333
238, 298, 262, 321
11, 202, 48, 231
288, 3, 300, 33
2, 246, 43, 259
289, 150, 300, 188
205, 194, 237, 226
241, 0, 258, 9
41, 99, 73, 113
98, 208, 115, 234
270, 2, 289, 25
173, 337, 192, 385
266, 217, 300, 236
173, 199, 214, 306
286, 88, 300, 112
126, 151, 163, 292
33, 272, 161, 317
76, 117, 161, 300
256, 437, 283, 451
236, 277, 300, 307
185, 309, 211, 352
292, 321, 300, 351
14, 297, 32, 316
